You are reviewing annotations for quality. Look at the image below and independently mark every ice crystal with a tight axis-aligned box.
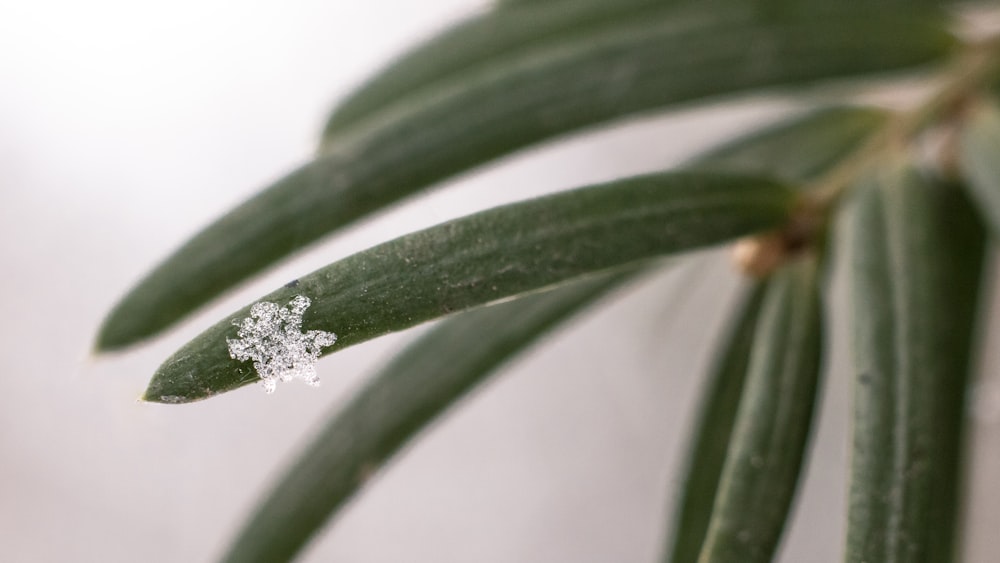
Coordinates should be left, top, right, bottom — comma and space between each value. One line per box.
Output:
227, 295, 337, 393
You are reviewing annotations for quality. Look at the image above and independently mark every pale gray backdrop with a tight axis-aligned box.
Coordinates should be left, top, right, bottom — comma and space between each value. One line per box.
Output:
2, 1, 998, 561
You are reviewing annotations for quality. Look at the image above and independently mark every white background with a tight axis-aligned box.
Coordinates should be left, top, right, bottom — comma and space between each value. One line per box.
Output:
2, 1, 999, 561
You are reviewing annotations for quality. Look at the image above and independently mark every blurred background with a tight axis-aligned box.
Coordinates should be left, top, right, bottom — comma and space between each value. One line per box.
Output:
2, 1, 999, 561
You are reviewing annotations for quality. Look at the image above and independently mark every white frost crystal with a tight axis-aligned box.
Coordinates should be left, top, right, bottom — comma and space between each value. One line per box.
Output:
226, 295, 337, 393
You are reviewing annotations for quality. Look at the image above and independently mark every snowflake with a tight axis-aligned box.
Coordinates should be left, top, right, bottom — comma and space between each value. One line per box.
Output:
226, 295, 337, 393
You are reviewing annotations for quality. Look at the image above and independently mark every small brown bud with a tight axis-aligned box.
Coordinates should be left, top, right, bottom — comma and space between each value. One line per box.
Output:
733, 232, 786, 278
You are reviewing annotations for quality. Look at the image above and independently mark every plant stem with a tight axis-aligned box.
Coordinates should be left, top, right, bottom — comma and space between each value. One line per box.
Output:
733, 36, 1000, 278
807, 35, 1000, 210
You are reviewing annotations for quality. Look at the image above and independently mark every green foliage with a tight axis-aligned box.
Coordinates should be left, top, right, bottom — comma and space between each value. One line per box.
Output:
97, 1, 1000, 561
665, 283, 766, 563
846, 164, 986, 562
665, 104, 877, 563
696, 256, 824, 563
959, 97, 1000, 233
96, 1, 954, 350
145, 171, 795, 403
226, 101, 889, 562
694, 106, 889, 183
218, 271, 633, 563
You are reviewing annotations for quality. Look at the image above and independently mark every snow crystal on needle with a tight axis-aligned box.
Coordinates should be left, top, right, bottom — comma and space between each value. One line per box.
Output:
227, 295, 337, 393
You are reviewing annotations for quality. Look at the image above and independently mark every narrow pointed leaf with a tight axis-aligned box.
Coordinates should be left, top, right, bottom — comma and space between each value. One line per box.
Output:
696, 255, 824, 563
663, 104, 883, 562
218, 271, 630, 563
96, 5, 954, 350
958, 97, 1000, 234
845, 177, 897, 563
220, 101, 891, 562
695, 106, 889, 183
497, 0, 553, 7
664, 282, 767, 563
496, 0, 559, 9
324, 0, 676, 137
845, 165, 986, 562
143, 171, 795, 403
